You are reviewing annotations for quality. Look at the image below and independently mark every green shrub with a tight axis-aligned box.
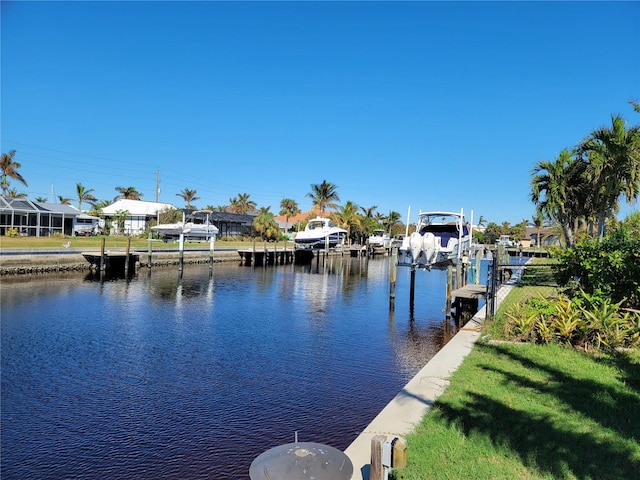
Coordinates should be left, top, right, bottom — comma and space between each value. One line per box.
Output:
552, 237, 640, 309
5, 227, 19, 237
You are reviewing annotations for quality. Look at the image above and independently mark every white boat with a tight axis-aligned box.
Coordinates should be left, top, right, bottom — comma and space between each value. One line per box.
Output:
294, 217, 347, 249
398, 210, 472, 269
368, 229, 391, 249
152, 210, 219, 240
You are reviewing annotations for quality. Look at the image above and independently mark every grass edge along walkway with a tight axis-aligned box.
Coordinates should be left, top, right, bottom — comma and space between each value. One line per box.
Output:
392, 263, 640, 480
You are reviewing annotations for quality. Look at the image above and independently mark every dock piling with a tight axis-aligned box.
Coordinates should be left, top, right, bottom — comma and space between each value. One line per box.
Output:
389, 247, 397, 310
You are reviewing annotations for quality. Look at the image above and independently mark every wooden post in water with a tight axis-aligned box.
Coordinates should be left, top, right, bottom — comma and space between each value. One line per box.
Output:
178, 233, 184, 274
409, 265, 416, 313
446, 264, 453, 320
389, 247, 397, 310
147, 232, 153, 268
251, 238, 256, 267
124, 237, 131, 277
209, 235, 215, 271
474, 247, 482, 284
99, 237, 106, 273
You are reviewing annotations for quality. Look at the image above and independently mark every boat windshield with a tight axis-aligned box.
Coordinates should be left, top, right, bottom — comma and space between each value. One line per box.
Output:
308, 220, 327, 229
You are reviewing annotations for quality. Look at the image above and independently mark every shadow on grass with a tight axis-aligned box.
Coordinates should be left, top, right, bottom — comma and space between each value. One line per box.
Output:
433, 343, 640, 480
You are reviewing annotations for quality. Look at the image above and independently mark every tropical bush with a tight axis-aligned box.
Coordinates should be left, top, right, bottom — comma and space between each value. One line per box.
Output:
552, 237, 640, 310
5, 227, 19, 237
503, 291, 640, 351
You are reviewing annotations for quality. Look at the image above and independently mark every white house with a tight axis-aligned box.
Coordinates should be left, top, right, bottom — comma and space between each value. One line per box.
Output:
102, 199, 175, 235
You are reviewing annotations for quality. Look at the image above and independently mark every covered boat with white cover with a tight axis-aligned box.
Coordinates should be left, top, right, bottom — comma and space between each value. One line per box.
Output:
294, 217, 347, 249
398, 209, 471, 269
152, 210, 219, 240
368, 229, 391, 249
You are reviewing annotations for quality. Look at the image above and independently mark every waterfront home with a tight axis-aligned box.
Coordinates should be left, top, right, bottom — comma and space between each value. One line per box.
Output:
0, 196, 86, 237
101, 199, 175, 235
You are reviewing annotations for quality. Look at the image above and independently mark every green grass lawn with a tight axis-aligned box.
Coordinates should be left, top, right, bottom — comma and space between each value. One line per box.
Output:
394, 343, 640, 480
0, 235, 283, 250
393, 258, 640, 480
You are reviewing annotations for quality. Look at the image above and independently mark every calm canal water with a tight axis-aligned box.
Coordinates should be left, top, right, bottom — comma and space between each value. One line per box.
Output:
1, 256, 475, 479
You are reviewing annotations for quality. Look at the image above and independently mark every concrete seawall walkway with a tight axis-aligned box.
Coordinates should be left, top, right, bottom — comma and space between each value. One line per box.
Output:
344, 262, 526, 480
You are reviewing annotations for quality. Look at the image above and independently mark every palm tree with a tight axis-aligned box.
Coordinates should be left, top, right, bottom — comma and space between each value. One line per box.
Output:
383, 210, 403, 237
532, 212, 544, 248
88, 200, 110, 218
114, 209, 130, 235
279, 198, 300, 237
114, 186, 143, 201
253, 206, 279, 240
360, 205, 377, 218
229, 193, 257, 214
1, 150, 28, 196
578, 114, 640, 237
35, 196, 48, 203
76, 182, 97, 211
176, 188, 200, 209
332, 201, 360, 243
6, 188, 27, 198
530, 149, 582, 247
58, 196, 72, 205
307, 180, 340, 215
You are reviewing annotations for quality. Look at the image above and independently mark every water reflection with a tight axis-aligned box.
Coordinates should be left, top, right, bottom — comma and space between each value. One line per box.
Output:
1, 257, 475, 480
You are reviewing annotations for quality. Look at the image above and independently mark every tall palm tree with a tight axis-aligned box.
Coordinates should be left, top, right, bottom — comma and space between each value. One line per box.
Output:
530, 149, 582, 247
532, 212, 544, 248
76, 182, 97, 210
383, 210, 403, 237
307, 180, 340, 216
114, 186, 143, 201
360, 205, 377, 218
279, 198, 300, 236
229, 193, 257, 214
176, 188, 200, 209
1, 150, 28, 196
578, 114, 640, 237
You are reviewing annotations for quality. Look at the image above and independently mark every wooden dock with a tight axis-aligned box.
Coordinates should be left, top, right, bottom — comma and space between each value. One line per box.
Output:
82, 251, 139, 276
451, 284, 487, 300
451, 284, 486, 325
237, 248, 294, 266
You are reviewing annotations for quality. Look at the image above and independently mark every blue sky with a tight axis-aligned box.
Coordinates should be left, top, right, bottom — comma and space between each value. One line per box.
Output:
2, 1, 639, 225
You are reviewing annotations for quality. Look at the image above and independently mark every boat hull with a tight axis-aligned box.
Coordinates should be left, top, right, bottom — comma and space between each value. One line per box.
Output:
294, 232, 346, 249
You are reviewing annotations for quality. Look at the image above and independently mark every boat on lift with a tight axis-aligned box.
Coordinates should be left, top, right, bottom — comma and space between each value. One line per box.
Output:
152, 210, 219, 240
294, 217, 347, 249
368, 229, 392, 250
398, 209, 472, 269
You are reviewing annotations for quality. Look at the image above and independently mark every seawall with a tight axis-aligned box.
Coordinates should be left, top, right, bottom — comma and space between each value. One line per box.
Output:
0, 248, 240, 275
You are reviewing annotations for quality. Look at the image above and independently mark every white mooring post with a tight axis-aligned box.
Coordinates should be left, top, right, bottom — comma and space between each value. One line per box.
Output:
178, 233, 184, 274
